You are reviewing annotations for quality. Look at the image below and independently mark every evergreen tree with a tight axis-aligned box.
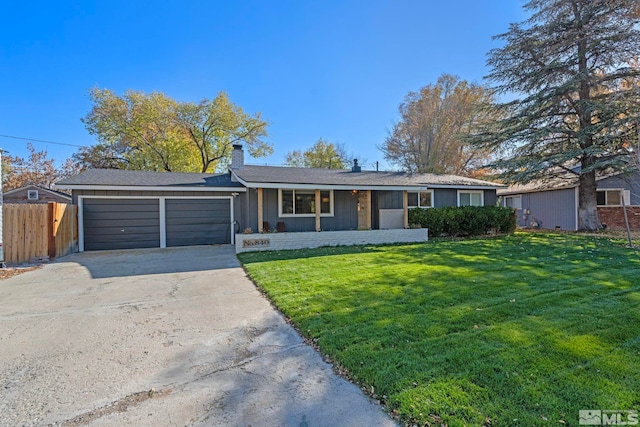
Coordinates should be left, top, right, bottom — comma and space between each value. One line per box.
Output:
473, 0, 640, 229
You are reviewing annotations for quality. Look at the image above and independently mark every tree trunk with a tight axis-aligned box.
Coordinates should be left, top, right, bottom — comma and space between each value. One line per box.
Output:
577, 170, 601, 230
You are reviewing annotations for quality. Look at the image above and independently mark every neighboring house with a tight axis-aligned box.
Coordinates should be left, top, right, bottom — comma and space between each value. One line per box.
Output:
3, 185, 71, 204
56, 145, 504, 252
498, 171, 640, 231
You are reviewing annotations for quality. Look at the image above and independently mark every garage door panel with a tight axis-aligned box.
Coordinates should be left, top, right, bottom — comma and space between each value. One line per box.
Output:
165, 199, 230, 246
84, 225, 161, 235
84, 211, 160, 221
85, 218, 161, 228
83, 199, 160, 251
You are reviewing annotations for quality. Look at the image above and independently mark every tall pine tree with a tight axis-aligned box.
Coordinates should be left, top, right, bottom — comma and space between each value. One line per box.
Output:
474, 0, 640, 230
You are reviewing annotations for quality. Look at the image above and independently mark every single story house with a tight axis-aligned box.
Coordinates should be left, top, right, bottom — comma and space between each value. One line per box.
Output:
498, 171, 640, 230
3, 185, 71, 204
56, 145, 504, 252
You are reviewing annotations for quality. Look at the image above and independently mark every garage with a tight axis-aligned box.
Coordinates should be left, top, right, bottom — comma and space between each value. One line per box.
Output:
81, 197, 233, 251
166, 199, 231, 246
83, 199, 161, 251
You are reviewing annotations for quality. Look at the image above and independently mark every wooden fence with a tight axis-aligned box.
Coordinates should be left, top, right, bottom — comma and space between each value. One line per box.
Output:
2, 202, 77, 264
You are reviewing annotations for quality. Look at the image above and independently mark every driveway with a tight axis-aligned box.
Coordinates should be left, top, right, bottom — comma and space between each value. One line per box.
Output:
0, 246, 397, 427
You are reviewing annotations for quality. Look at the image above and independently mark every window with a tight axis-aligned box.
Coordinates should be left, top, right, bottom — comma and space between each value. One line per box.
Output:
279, 189, 333, 216
458, 190, 484, 207
27, 190, 39, 200
597, 189, 622, 206
407, 191, 433, 208
504, 195, 522, 210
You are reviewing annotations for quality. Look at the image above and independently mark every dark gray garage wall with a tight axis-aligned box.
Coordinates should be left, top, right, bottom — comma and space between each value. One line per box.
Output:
83, 199, 160, 251
166, 199, 231, 246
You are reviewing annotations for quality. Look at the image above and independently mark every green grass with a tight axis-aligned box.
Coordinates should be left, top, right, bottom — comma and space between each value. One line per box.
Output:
238, 233, 640, 426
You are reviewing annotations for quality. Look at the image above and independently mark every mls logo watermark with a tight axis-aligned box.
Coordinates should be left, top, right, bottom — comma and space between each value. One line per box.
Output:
580, 410, 638, 425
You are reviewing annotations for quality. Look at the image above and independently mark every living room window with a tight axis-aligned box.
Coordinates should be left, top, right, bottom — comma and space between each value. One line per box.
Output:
407, 191, 433, 208
458, 190, 484, 207
596, 189, 622, 206
504, 195, 522, 210
279, 189, 333, 217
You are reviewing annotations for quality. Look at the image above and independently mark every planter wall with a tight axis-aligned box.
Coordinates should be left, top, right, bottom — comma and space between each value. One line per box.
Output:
235, 228, 428, 253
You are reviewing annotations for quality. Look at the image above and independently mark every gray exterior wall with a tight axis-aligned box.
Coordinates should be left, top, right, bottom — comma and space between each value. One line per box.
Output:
597, 172, 640, 206
253, 189, 358, 232
434, 189, 457, 207
504, 188, 577, 231
484, 190, 498, 207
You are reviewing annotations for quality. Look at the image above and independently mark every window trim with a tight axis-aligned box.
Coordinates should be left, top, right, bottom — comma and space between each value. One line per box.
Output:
596, 189, 624, 207
27, 189, 39, 200
278, 189, 334, 217
457, 190, 484, 207
504, 195, 522, 210
407, 190, 434, 209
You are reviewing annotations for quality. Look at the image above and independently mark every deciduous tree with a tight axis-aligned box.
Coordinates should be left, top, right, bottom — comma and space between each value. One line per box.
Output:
77, 88, 271, 172
472, 0, 640, 230
380, 74, 496, 176
2, 143, 75, 191
175, 92, 271, 172
285, 139, 350, 169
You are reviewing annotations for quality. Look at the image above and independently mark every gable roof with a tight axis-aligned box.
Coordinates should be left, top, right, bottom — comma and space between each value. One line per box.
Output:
56, 166, 503, 192
4, 184, 72, 200
231, 165, 503, 190
497, 170, 634, 196
56, 169, 245, 191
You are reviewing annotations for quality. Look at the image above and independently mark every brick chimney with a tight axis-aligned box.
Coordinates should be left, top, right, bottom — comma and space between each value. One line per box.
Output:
231, 144, 244, 169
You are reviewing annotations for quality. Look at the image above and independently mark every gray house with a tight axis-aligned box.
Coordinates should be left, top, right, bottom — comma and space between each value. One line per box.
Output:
56, 145, 503, 252
498, 171, 640, 230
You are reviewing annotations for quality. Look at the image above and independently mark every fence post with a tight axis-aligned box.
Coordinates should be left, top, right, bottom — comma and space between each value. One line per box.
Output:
48, 202, 56, 260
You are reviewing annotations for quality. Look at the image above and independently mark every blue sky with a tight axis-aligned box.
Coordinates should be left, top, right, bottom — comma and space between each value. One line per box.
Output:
0, 1, 525, 170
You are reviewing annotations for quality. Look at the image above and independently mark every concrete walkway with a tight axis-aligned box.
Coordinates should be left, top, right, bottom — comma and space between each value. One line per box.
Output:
0, 246, 397, 427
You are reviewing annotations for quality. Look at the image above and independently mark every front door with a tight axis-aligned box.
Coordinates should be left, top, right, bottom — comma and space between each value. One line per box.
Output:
357, 191, 371, 230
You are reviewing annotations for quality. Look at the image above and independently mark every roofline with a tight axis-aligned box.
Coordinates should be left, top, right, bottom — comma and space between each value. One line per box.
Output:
497, 184, 578, 195
4, 185, 72, 199
55, 184, 247, 192
231, 170, 502, 191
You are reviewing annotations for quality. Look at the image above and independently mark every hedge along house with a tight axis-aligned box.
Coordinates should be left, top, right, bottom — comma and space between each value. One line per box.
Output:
498, 171, 640, 231
57, 145, 503, 252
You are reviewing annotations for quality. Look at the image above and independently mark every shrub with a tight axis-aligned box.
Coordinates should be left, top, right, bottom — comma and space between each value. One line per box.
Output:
408, 206, 517, 237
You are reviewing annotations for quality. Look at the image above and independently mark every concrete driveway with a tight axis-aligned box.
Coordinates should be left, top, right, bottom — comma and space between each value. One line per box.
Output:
0, 246, 397, 427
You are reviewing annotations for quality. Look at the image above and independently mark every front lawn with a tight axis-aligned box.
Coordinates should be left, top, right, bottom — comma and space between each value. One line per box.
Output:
238, 233, 640, 426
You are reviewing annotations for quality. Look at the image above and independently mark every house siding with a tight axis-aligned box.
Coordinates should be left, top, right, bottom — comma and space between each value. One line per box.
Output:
434, 189, 457, 207
5, 186, 70, 204
507, 188, 577, 230
597, 172, 640, 206
258, 189, 358, 232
